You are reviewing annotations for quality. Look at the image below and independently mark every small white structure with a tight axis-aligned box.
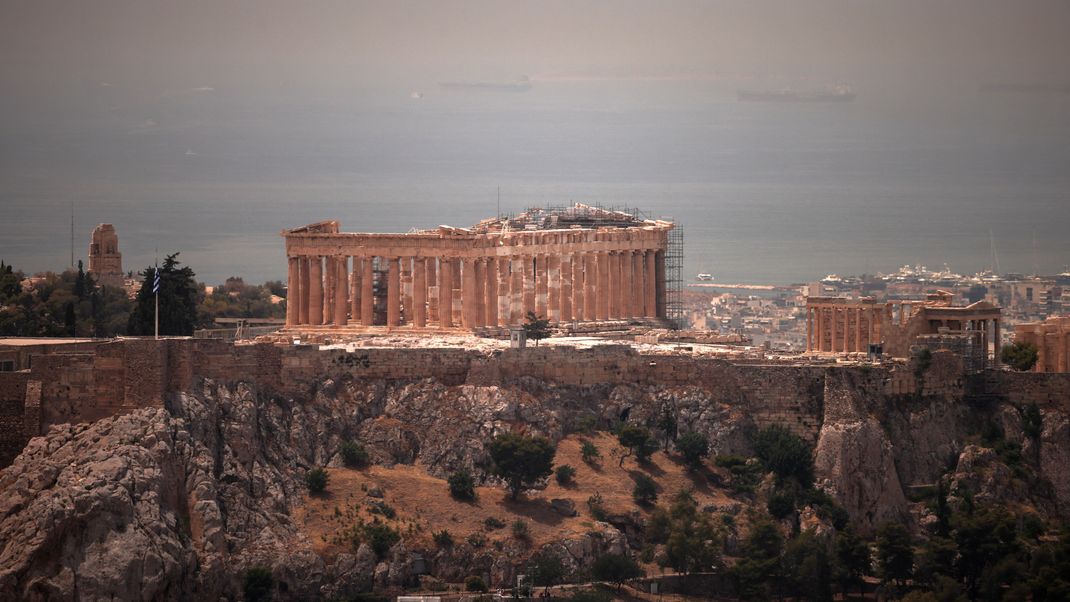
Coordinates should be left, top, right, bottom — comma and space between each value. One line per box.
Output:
510, 327, 527, 349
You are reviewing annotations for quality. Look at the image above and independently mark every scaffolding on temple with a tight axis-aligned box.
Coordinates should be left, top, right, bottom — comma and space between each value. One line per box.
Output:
665, 220, 684, 329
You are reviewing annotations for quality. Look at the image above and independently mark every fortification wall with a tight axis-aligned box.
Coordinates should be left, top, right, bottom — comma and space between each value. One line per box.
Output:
0, 336, 1037, 469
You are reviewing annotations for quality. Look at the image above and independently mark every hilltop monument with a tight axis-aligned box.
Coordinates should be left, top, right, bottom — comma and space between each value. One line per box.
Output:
88, 224, 123, 288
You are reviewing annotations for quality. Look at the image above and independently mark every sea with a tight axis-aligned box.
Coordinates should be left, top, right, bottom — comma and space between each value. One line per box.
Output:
2, 78, 1068, 285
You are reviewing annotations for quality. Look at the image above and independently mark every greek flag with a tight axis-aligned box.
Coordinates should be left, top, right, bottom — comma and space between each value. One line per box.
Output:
152, 268, 160, 294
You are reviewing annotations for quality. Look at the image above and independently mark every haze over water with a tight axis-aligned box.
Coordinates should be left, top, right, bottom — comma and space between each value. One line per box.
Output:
2, 1, 1069, 284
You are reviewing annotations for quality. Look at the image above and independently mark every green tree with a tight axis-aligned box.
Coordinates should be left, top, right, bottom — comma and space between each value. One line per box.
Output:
489, 432, 557, 500
530, 552, 567, 592
953, 505, 1021, 599
590, 553, 643, 590
875, 521, 913, 589
783, 530, 833, 602
753, 425, 814, 487
731, 517, 784, 601
555, 464, 576, 486
659, 490, 722, 575
1001, 341, 1039, 372
243, 566, 274, 602
523, 311, 551, 346
617, 424, 655, 467
676, 431, 709, 470
656, 406, 677, 450
833, 529, 871, 599
128, 253, 199, 336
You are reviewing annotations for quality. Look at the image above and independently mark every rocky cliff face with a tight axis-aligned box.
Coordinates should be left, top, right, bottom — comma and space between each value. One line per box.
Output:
1, 369, 1068, 600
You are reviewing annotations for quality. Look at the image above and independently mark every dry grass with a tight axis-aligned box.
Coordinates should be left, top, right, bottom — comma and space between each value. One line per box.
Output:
294, 432, 737, 561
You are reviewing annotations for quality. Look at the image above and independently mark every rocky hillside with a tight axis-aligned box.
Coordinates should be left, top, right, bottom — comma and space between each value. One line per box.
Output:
1, 369, 1068, 600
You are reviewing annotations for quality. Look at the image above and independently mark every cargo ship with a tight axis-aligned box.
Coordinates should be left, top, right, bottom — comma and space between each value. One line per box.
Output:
737, 84, 856, 102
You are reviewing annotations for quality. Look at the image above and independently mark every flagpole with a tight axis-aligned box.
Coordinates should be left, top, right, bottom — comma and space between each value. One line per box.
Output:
154, 250, 159, 340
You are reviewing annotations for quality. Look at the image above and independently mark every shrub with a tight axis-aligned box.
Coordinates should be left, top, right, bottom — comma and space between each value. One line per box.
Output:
555, 464, 577, 486
676, 432, 710, 469
914, 347, 933, 378
243, 566, 274, 602
632, 473, 658, 506
466, 532, 486, 548
465, 575, 488, 592
366, 501, 396, 519
432, 529, 454, 548
767, 490, 796, 519
752, 425, 814, 487
362, 521, 401, 558
568, 590, 613, 602
339, 440, 369, 467
484, 516, 506, 530
512, 519, 531, 540
448, 470, 476, 501
587, 493, 608, 521
305, 468, 329, 494
581, 440, 601, 464
577, 415, 599, 434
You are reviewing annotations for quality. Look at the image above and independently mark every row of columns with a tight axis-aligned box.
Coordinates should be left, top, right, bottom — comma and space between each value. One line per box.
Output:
806, 305, 884, 353
285, 249, 666, 328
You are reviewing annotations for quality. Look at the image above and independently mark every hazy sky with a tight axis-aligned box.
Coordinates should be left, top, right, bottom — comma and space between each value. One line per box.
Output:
2, 1, 1069, 282
4, 1, 1070, 97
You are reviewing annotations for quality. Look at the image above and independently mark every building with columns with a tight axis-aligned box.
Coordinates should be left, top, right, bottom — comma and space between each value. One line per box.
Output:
281, 205, 675, 331
805, 290, 1003, 364
1014, 316, 1070, 372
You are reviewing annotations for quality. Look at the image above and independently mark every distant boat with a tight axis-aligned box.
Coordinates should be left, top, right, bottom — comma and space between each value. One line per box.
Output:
696, 273, 714, 281
439, 76, 532, 93
738, 84, 856, 103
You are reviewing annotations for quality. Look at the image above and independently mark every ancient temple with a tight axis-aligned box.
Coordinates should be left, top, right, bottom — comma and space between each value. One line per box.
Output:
281, 205, 674, 330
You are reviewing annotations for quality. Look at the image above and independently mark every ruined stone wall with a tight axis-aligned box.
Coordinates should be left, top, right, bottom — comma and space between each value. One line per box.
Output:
0, 372, 30, 467
991, 371, 1070, 411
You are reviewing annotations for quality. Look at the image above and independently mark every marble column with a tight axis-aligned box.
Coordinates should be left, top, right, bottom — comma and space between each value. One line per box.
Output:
547, 254, 561, 322
334, 256, 348, 326
413, 257, 427, 328
559, 254, 573, 322
621, 251, 634, 318
583, 252, 597, 320
535, 254, 548, 318
631, 251, 643, 318
324, 257, 334, 325
816, 307, 825, 351
510, 256, 524, 324
387, 257, 400, 327
484, 257, 498, 328
439, 257, 453, 327
605, 252, 618, 319
427, 257, 439, 324
350, 258, 361, 323
401, 258, 413, 326
298, 257, 310, 325
308, 256, 323, 325
451, 259, 462, 327
361, 257, 374, 326
830, 307, 839, 353
286, 257, 299, 326
644, 251, 657, 318
596, 252, 610, 320
461, 257, 477, 328
497, 256, 510, 327
523, 255, 536, 317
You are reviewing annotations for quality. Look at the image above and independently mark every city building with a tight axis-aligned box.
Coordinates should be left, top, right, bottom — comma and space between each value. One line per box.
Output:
281, 205, 677, 330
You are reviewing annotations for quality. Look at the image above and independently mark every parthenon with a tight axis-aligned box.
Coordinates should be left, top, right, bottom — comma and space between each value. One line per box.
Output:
806, 290, 1003, 362
282, 205, 674, 330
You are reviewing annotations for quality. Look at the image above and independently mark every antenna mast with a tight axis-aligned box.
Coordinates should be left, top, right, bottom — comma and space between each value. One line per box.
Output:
70, 202, 74, 269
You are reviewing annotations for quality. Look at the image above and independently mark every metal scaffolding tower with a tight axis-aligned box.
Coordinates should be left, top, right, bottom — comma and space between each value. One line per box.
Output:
665, 221, 684, 329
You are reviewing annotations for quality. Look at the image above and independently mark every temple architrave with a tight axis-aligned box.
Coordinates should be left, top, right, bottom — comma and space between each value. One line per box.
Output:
87, 224, 123, 288
281, 205, 674, 331
1014, 316, 1070, 372
805, 290, 1003, 363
